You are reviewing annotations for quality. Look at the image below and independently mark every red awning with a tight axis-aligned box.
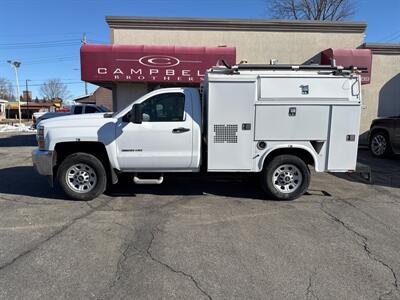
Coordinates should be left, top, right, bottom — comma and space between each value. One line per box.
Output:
80, 44, 236, 84
321, 48, 372, 84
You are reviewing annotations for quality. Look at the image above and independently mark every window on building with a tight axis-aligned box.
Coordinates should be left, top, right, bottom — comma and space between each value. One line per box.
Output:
140, 93, 185, 122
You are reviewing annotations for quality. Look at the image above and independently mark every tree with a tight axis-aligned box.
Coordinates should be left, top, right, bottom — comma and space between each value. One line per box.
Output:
268, 0, 355, 21
0, 77, 14, 100
39, 79, 71, 101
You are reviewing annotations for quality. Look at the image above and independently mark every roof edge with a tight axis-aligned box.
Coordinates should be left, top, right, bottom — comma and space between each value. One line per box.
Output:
362, 43, 400, 55
106, 16, 367, 33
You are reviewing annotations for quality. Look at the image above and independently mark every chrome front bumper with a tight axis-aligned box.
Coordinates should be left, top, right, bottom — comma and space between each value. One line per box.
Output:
32, 149, 54, 177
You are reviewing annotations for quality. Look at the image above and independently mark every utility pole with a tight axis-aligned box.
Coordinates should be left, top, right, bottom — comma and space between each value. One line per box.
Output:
7, 60, 22, 124
26, 79, 31, 119
82, 32, 88, 95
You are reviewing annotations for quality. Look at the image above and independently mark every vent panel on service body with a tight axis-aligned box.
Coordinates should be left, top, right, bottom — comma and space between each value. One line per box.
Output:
213, 124, 238, 143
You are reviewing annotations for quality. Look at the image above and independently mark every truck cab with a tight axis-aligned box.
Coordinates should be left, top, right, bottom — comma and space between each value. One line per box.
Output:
114, 88, 201, 172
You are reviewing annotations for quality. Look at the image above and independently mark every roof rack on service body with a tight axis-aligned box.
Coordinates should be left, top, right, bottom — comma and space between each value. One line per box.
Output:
212, 59, 367, 74
236, 64, 367, 72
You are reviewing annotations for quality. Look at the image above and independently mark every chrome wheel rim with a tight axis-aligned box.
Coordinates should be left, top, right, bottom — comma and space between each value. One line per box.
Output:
371, 134, 387, 156
272, 164, 303, 194
66, 163, 97, 193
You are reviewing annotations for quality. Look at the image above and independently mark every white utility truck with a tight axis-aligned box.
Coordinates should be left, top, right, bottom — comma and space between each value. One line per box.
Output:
32, 63, 362, 201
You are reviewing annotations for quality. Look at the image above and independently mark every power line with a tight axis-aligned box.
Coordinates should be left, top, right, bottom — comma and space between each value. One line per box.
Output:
0, 38, 80, 46
0, 57, 79, 66
24, 58, 79, 66
377, 30, 400, 42
0, 42, 81, 50
386, 33, 400, 43
27, 82, 84, 87
8, 81, 85, 87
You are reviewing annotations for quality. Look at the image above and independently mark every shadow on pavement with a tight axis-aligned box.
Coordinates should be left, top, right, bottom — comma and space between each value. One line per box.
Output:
0, 166, 337, 202
331, 149, 400, 189
106, 173, 269, 200
0, 166, 270, 201
0, 166, 67, 200
0, 134, 36, 147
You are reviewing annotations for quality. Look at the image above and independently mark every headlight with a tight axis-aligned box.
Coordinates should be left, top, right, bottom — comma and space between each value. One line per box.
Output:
37, 126, 45, 150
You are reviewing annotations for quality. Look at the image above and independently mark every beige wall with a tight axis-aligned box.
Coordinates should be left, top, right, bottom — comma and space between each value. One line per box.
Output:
360, 54, 400, 140
114, 82, 148, 111
113, 28, 364, 65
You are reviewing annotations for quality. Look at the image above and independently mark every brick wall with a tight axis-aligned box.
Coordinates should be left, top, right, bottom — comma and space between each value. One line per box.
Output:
93, 87, 112, 110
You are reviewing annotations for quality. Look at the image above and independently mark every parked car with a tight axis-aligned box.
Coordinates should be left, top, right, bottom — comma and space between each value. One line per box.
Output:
369, 116, 400, 157
33, 104, 110, 128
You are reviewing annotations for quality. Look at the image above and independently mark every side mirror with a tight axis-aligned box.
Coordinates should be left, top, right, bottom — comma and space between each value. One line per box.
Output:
130, 104, 143, 124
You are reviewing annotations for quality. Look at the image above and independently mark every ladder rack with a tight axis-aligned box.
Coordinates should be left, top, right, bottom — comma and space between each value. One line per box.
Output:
211, 60, 368, 74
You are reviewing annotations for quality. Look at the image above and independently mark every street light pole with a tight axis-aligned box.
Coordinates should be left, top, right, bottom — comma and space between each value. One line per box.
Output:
7, 60, 22, 125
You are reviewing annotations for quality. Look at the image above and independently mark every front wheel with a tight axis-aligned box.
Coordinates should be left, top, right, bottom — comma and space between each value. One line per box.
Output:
57, 152, 107, 201
261, 155, 310, 201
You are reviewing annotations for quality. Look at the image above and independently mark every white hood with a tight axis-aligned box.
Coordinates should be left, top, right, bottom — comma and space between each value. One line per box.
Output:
40, 113, 115, 128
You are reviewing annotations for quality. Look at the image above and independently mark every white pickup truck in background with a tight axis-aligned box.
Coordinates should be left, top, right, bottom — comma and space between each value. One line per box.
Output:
32, 63, 362, 201
33, 104, 110, 128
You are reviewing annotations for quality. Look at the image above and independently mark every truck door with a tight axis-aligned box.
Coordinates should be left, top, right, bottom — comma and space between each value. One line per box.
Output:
115, 90, 193, 170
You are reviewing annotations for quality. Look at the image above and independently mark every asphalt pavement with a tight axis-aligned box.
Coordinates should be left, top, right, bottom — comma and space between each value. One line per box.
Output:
0, 132, 399, 299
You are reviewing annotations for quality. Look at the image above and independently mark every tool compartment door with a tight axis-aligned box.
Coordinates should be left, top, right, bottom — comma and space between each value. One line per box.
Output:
328, 105, 361, 171
207, 80, 256, 171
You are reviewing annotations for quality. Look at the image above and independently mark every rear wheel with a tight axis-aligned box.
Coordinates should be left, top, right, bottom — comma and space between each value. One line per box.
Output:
369, 131, 392, 158
57, 152, 107, 201
261, 155, 310, 201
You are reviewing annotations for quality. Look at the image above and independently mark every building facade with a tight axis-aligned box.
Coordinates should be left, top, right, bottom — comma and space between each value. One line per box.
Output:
86, 16, 400, 142
74, 87, 113, 110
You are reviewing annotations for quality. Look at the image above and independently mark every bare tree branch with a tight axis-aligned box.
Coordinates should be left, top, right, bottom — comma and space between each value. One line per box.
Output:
268, 0, 355, 21
39, 79, 71, 101
0, 78, 14, 100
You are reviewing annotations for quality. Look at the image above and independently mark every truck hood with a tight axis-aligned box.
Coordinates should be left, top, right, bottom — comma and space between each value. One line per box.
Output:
40, 113, 116, 128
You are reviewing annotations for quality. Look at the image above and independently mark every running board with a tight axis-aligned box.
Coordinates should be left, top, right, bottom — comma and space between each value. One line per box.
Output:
133, 174, 164, 185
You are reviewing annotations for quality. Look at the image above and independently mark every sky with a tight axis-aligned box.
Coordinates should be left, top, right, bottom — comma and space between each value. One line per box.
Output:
0, 0, 399, 102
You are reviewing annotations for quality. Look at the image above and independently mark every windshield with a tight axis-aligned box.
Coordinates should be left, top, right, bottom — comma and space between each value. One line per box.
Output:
98, 105, 111, 112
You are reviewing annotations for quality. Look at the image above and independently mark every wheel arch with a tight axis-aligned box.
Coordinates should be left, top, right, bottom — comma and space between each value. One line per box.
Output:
260, 146, 318, 171
369, 127, 391, 143
54, 141, 118, 184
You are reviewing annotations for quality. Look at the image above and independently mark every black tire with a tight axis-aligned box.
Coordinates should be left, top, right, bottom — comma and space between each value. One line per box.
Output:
369, 130, 392, 158
57, 152, 107, 201
261, 154, 310, 201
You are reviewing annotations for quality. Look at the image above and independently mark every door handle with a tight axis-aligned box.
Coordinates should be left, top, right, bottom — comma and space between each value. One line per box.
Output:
172, 127, 190, 133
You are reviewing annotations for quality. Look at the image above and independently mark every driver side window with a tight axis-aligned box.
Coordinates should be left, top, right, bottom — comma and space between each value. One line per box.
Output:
140, 93, 185, 122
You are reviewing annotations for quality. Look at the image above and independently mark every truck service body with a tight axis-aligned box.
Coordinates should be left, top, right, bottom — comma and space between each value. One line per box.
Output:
32, 64, 362, 200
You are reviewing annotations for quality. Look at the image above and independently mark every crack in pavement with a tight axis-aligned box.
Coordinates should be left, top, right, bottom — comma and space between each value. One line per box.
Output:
337, 197, 400, 236
109, 239, 140, 290
105, 196, 211, 298
0, 197, 112, 272
306, 267, 319, 300
320, 199, 399, 298
146, 229, 212, 300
